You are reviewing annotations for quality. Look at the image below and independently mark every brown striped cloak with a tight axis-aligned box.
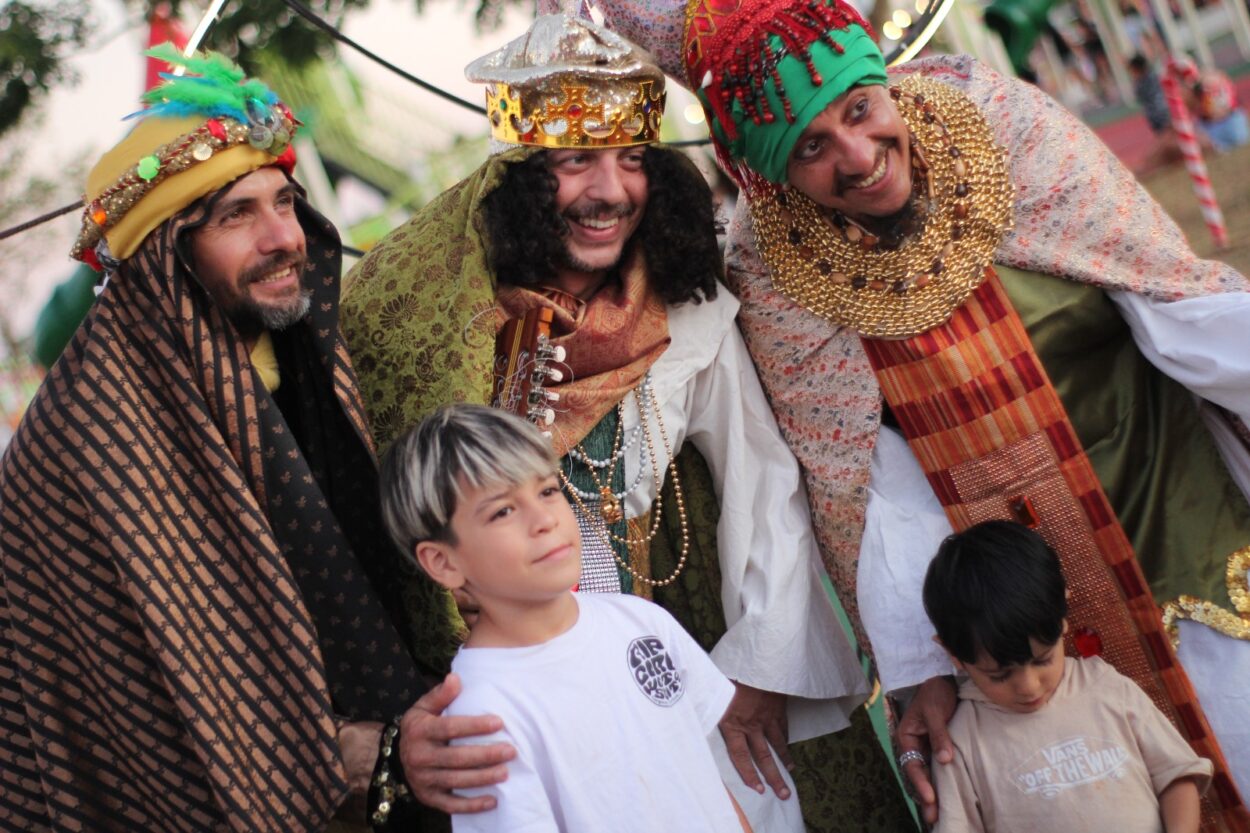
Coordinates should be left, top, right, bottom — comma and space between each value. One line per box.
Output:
0, 191, 425, 832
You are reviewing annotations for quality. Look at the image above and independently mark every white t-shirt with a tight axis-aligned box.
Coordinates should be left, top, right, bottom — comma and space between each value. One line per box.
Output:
447, 593, 740, 833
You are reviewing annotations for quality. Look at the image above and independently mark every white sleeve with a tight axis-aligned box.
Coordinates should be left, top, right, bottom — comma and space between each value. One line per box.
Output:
450, 727, 560, 833
859, 427, 957, 693
1111, 290, 1250, 500
931, 744, 988, 833
1109, 290, 1250, 423
682, 323, 870, 741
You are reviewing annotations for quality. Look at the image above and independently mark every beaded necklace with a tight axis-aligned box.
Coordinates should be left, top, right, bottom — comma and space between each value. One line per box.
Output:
563, 378, 653, 511
747, 75, 1014, 339
558, 374, 690, 588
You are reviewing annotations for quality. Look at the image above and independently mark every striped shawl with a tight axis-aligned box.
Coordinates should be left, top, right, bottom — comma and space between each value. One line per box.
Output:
0, 195, 422, 831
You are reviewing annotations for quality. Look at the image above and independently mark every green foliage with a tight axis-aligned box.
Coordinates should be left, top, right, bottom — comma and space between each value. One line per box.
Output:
0, 1, 89, 136
0, 121, 86, 356
0, 0, 537, 138
141, 44, 280, 122
189, 0, 534, 63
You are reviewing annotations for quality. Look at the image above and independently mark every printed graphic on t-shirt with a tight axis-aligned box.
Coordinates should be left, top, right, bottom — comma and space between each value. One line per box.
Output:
1009, 736, 1131, 798
627, 635, 684, 706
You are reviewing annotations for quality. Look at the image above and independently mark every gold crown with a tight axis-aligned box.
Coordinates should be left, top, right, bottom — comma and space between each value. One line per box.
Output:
485, 78, 665, 148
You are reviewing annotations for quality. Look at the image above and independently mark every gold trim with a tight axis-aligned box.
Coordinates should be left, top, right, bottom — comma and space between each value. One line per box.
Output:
627, 515, 655, 601
72, 112, 295, 262
1162, 545, 1250, 646
865, 676, 882, 707
747, 75, 1013, 339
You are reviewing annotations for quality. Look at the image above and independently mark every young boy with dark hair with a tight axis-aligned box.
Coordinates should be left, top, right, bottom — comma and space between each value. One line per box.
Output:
380, 404, 751, 832
922, 520, 1211, 833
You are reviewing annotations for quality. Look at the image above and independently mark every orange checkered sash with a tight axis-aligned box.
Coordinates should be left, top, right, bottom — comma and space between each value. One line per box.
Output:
861, 268, 1248, 832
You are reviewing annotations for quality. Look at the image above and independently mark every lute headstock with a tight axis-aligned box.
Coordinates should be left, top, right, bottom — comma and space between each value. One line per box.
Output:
492, 306, 566, 427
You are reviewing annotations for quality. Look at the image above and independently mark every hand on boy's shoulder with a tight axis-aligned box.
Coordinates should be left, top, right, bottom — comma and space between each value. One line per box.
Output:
398, 673, 516, 816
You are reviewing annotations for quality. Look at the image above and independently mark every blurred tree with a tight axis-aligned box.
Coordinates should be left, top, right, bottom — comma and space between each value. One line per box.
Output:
162, 0, 530, 68
0, 117, 82, 357
0, 2, 90, 136
0, 0, 377, 136
174, 0, 371, 71
0, 0, 532, 136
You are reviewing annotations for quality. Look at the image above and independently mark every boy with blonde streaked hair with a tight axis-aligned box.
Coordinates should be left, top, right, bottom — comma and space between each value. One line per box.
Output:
380, 404, 752, 832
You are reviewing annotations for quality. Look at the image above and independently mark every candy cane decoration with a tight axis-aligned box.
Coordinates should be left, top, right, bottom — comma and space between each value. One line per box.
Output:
1161, 58, 1229, 249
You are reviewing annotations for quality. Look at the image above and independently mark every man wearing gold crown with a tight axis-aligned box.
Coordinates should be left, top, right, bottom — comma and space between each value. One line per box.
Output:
575, 0, 1250, 827
0, 48, 445, 832
340, 13, 917, 833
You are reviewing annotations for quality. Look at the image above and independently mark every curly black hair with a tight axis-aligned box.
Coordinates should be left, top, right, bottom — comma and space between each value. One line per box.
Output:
480, 147, 722, 305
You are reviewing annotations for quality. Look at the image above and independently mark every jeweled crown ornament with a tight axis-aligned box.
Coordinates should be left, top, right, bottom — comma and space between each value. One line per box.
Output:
73, 44, 299, 268
466, 14, 666, 149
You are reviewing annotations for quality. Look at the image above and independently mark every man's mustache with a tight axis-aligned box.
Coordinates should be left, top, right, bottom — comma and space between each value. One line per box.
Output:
241, 253, 306, 285
564, 202, 636, 222
832, 141, 895, 198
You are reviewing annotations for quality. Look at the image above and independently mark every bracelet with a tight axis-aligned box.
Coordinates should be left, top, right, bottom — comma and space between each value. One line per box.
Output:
368, 718, 417, 831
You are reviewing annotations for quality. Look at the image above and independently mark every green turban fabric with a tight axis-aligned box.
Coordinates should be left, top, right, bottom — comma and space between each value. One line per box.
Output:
701, 25, 887, 183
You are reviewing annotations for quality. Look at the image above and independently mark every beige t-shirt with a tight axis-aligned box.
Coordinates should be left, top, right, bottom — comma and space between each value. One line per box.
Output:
934, 656, 1212, 833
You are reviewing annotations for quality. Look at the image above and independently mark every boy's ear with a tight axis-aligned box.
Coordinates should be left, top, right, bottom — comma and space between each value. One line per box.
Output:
415, 540, 467, 590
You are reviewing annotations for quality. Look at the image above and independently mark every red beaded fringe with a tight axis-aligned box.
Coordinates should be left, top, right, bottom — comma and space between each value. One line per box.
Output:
686, 0, 874, 145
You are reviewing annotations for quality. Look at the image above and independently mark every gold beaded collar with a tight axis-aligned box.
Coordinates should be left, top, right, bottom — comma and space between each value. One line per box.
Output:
746, 75, 1013, 339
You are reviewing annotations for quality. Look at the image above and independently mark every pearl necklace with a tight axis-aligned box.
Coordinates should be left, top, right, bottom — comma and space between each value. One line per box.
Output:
557, 375, 689, 588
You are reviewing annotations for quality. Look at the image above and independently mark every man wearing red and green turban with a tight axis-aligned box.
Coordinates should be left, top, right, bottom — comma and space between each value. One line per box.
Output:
571, 0, 1250, 827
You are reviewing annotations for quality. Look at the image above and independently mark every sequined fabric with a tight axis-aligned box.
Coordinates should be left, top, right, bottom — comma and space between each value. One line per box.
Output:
574, 503, 626, 593
540, 0, 689, 81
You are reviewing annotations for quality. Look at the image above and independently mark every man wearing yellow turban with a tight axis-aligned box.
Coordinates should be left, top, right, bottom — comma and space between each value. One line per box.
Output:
0, 49, 438, 831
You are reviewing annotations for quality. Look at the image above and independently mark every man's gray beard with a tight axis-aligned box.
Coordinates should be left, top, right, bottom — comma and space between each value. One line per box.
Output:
229, 287, 313, 334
